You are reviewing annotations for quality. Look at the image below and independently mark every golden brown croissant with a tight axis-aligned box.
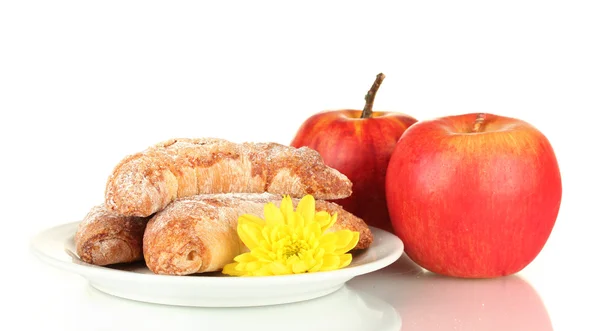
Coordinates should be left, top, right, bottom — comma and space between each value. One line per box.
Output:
143, 193, 373, 275
74, 204, 150, 266
105, 138, 353, 217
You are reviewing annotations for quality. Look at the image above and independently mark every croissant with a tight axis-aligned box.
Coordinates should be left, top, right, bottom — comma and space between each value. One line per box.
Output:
105, 138, 353, 217
74, 204, 150, 266
143, 193, 373, 275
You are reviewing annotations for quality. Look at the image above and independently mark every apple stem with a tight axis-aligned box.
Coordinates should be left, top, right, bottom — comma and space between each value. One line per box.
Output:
360, 73, 386, 119
472, 113, 487, 132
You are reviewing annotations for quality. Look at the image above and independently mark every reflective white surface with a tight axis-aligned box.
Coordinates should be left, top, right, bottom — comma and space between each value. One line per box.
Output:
24, 252, 402, 331
23, 251, 558, 331
4, 1, 600, 330
72, 282, 401, 331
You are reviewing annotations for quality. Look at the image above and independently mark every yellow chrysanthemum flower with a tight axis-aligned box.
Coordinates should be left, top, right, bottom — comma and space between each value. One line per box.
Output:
222, 194, 360, 277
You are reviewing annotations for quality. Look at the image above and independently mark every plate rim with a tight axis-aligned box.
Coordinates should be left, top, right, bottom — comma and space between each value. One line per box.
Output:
30, 221, 404, 286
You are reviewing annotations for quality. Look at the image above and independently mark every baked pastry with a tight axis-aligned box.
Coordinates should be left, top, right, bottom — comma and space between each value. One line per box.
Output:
75, 204, 150, 266
105, 138, 353, 217
143, 193, 373, 275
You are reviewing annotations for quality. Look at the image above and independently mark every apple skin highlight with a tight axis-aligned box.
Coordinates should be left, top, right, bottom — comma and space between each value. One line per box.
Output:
385, 113, 562, 278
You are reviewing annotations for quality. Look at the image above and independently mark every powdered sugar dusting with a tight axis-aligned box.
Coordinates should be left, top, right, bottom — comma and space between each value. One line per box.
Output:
105, 137, 352, 217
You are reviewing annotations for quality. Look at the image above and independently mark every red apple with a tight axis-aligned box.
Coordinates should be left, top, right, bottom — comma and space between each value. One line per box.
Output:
291, 73, 417, 233
385, 113, 562, 278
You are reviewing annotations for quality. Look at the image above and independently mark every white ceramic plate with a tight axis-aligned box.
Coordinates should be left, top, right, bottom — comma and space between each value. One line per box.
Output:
30, 222, 403, 307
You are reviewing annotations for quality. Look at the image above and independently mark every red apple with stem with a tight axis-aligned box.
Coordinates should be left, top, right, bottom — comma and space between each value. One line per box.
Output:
291, 74, 417, 233
385, 113, 562, 278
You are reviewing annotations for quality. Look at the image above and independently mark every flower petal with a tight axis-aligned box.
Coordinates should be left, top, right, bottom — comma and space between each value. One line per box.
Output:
314, 211, 332, 230
319, 232, 339, 247
222, 262, 244, 276
237, 222, 263, 250
327, 213, 338, 230
287, 254, 300, 265
308, 259, 323, 273
264, 203, 284, 227
254, 266, 273, 277
339, 253, 352, 268
334, 230, 360, 254
234, 252, 256, 263
294, 213, 305, 233
296, 195, 315, 224
292, 260, 308, 274
278, 224, 293, 239
245, 261, 262, 272
261, 227, 272, 245
314, 247, 325, 259
239, 213, 266, 227
269, 225, 281, 245
251, 247, 275, 262
320, 254, 341, 271
305, 221, 321, 241
270, 261, 291, 275
301, 252, 317, 270
279, 195, 295, 226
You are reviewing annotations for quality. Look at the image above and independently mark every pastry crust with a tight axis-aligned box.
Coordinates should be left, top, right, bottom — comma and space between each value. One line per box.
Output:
75, 204, 149, 266
105, 138, 353, 217
143, 192, 373, 275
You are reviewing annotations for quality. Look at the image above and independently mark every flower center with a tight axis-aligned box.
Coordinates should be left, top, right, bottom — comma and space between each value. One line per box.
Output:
282, 240, 309, 259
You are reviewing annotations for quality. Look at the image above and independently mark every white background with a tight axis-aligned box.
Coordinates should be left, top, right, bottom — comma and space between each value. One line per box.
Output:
1, 1, 599, 330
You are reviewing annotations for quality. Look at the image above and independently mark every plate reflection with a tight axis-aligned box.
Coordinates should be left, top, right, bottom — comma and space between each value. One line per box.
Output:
73, 283, 402, 331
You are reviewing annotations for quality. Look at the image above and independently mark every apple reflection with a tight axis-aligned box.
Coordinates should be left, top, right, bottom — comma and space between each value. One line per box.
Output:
72, 283, 401, 331
348, 254, 552, 331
